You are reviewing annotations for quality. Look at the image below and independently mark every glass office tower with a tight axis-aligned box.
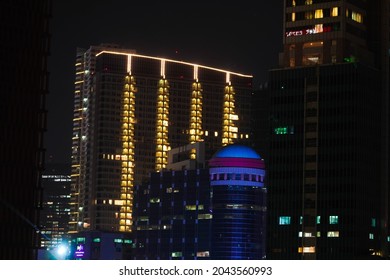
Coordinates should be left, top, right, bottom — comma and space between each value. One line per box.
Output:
253, 0, 390, 259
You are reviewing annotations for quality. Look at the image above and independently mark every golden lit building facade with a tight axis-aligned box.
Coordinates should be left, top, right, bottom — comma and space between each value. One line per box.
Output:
69, 44, 253, 234
283, 0, 374, 68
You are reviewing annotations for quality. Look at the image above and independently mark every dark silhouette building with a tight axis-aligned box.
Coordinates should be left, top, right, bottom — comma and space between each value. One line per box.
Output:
132, 142, 212, 259
39, 164, 71, 255
0, 0, 51, 259
253, 0, 390, 259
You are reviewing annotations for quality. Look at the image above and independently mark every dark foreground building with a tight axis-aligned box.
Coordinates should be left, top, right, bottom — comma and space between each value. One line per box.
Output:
253, 0, 390, 259
39, 164, 71, 256
0, 0, 51, 259
264, 63, 382, 259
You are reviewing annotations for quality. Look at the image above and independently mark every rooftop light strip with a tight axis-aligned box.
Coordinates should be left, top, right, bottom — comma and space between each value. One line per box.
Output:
96, 50, 253, 78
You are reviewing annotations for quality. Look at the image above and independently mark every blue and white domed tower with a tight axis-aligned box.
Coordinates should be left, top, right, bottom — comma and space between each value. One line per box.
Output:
209, 144, 266, 260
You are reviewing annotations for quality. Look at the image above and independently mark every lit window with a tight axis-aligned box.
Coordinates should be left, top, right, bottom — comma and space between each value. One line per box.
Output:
196, 251, 210, 257
369, 233, 374, 240
279, 216, 291, 225
149, 198, 160, 203
315, 9, 323, 19
329, 216, 338, 224
292, 12, 296, 22
387, 236, 390, 242
352, 11, 362, 23
93, 238, 100, 243
292, 0, 296, 6
298, 246, 315, 253
314, 24, 323, 33
185, 205, 204, 211
331, 7, 338, 17
171, 252, 182, 257
77, 237, 85, 243
371, 218, 376, 227
305, 0, 312, 4
327, 231, 339, 237
274, 127, 288, 135
198, 214, 212, 219
114, 238, 123, 243
275, 126, 295, 135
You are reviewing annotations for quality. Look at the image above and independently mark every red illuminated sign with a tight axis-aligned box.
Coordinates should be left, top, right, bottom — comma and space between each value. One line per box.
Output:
285, 25, 332, 37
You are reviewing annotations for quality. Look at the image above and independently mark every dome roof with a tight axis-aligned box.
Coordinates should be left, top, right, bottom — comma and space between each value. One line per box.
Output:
212, 144, 261, 159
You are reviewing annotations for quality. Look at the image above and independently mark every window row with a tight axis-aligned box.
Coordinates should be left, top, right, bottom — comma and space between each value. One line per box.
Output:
279, 215, 339, 225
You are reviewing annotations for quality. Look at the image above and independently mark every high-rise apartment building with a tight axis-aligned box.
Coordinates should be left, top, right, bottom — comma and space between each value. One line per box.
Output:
0, 0, 51, 259
69, 44, 253, 235
253, 0, 390, 259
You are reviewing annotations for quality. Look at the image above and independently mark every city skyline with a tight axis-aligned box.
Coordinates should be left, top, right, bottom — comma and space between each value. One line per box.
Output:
46, 1, 283, 164
3, 0, 390, 261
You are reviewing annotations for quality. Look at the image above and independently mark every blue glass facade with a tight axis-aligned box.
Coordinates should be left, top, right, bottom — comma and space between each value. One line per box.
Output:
209, 145, 266, 259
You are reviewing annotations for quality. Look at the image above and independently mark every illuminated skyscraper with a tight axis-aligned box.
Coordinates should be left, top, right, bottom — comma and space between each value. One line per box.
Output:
253, 0, 390, 259
0, 0, 51, 259
69, 44, 253, 235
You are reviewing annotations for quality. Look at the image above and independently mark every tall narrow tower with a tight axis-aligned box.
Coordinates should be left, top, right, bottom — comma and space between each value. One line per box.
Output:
0, 0, 51, 259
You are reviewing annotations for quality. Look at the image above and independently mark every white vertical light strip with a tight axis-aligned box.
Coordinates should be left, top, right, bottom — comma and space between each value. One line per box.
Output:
127, 54, 132, 74
194, 65, 199, 81
161, 59, 166, 78
226, 72, 231, 84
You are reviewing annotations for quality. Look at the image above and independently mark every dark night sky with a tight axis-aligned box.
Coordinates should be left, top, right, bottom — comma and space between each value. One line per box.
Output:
46, 1, 284, 164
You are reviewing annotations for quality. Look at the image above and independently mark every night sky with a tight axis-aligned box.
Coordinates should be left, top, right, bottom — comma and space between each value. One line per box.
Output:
46, 1, 284, 164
